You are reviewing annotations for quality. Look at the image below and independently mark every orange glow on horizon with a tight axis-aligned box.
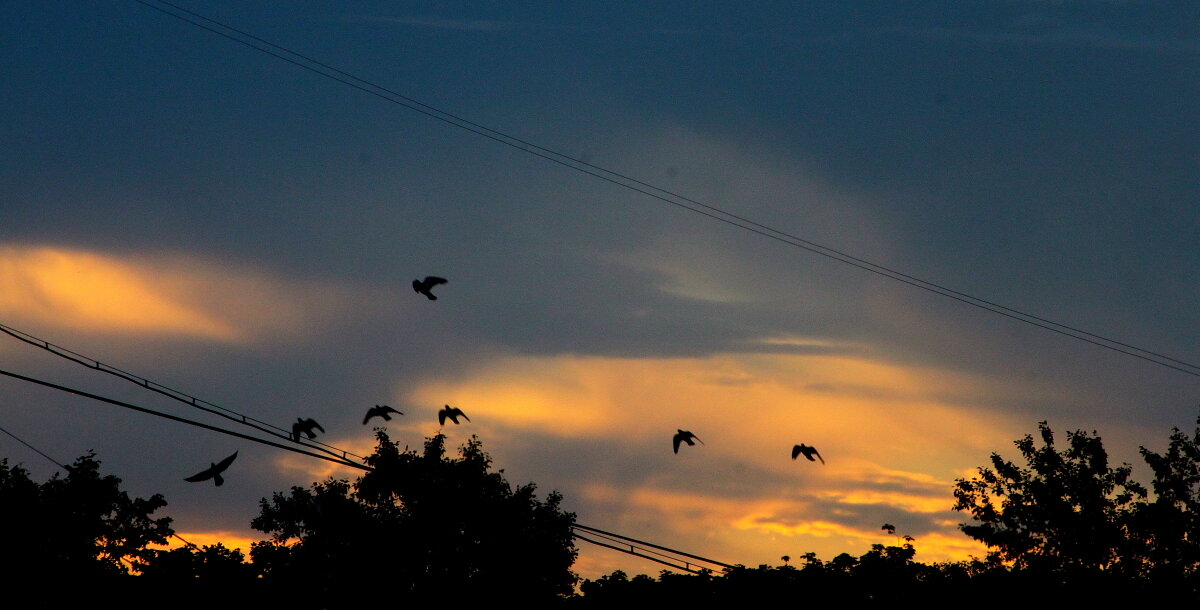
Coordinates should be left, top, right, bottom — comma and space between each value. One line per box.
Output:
158, 530, 262, 555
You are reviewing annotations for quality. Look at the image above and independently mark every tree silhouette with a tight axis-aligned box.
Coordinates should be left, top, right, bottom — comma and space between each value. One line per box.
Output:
953, 420, 1146, 576
0, 453, 173, 598
1128, 416, 1200, 592
251, 431, 577, 604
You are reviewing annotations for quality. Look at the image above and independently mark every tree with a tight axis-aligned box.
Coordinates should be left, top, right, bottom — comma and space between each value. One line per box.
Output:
251, 431, 578, 604
0, 452, 173, 595
952, 421, 1146, 577
1129, 416, 1200, 589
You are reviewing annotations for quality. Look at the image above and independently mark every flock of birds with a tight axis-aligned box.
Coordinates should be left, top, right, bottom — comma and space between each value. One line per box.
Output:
185, 276, 826, 486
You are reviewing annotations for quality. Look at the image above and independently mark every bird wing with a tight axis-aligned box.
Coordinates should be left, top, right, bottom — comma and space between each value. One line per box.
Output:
363, 409, 375, 425
673, 433, 683, 454
812, 447, 824, 464
457, 409, 470, 422
693, 434, 703, 445
438, 409, 448, 426
424, 276, 448, 286
184, 466, 215, 482
214, 451, 238, 472
313, 421, 325, 433
791, 445, 802, 460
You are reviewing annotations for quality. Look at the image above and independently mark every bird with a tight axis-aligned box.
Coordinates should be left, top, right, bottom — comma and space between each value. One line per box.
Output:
292, 417, 325, 441
672, 429, 703, 454
363, 404, 403, 425
413, 276, 448, 300
438, 404, 470, 426
184, 452, 238, 487
792, 443, 825, 464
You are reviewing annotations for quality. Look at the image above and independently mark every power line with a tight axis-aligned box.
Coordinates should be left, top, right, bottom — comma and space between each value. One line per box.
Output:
129, 0, 1200, 378
0, 420, 70, 470
0, 364, 731, 572
572, 523, 733, 573
0, 366, 367, 471
0, 322, 369, 465
0, 412, 232, 552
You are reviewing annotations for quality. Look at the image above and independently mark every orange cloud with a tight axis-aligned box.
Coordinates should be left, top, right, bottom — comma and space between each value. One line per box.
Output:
409, 349, 1023, 573
408, 351, 1023, 475
0, 246, 236, 340
272, 435, 376, 481
0, 244, 357, 343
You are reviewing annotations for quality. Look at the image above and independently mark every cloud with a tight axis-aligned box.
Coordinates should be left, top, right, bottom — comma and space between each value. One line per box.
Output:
271, 435, 376, 482
0, 244, 364, 344
402, 348, 1029, 570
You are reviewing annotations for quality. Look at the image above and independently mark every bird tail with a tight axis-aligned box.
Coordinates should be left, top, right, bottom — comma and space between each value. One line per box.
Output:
214, 474, 224, 487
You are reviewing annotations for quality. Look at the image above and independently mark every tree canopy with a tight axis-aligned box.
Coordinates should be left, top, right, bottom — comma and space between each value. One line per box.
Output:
0, 452, 173, 599
250, 431, 578, 604
953, 417, 1200, 599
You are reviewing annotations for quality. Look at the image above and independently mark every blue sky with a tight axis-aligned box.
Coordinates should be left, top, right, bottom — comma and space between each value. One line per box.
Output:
1, 1, 1198, 579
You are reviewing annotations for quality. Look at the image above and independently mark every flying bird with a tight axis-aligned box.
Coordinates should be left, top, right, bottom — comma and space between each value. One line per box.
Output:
438, 404, 470, 426
672, 429, 703, 454
292, 417, 325, 441
792, 443, 825, 464
184, 451, 238, 487
363, 404, 403, 425
413, 276, 448, 300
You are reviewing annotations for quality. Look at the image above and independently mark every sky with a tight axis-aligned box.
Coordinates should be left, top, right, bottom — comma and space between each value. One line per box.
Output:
1, 0, 1198, 581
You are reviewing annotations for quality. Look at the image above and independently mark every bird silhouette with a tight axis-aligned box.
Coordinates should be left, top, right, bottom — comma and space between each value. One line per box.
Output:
292, 417, 325, 441
791, 443, 825, 464
184, 451, 238, 486
673, 429, 703, 454
438, 404, 470, 426
363, 404, 403, 425
413, 276, 448, 300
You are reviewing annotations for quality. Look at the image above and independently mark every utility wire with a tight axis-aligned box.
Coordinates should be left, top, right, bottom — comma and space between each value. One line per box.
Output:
572, 532, 703, 574
0, 366, 367, 471
0, 365, 730, 571
129, 0, 1200, 378
0, 420, 70, 470
573, 523, 733, 570
0, 322, 368, 465
0, 415, 218, 551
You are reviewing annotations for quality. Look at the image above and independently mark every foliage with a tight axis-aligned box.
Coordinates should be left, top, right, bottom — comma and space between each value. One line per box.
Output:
952, 417, 1200, 600
250, 431, 578, 604
0, 452, 173, 584
1129, 417, 1200, 586
575, 537, 954, 605
952, 421, 1146, 574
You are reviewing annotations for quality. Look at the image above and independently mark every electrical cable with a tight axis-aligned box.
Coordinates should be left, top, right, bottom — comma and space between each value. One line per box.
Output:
0, 366, 367, 471
0, 322, 368, 464
0, 364, 731, 571
0, 420, 70, 470
128, 0, 1200, 378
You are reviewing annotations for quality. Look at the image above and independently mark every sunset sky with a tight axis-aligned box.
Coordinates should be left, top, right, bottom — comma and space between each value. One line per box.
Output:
1, 1, 1198, 580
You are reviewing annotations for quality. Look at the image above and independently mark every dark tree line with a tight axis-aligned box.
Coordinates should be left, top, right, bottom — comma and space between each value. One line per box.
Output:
2, 416, 1199, 605
575, 416, 1200, 605
0, 433, 576, 606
